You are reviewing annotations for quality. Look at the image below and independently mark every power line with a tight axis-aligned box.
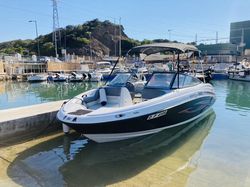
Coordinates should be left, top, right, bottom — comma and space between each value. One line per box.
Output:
1, 1, 245, 45
0, 3, 51, 18
58, 0, 229, 37
57, 0, 234, 44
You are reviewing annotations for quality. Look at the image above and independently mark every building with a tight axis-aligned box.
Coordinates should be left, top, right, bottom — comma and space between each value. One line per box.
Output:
230, 20, 250, 51
197, 43, 238, 63
196, 20, 250, 62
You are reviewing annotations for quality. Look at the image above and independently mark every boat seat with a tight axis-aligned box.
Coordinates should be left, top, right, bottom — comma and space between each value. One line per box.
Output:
141, 88, 167, 100
104, 86, 133, 107
119, 87, 133, 107
83, 87, 133, 108
82, 89, 100, 107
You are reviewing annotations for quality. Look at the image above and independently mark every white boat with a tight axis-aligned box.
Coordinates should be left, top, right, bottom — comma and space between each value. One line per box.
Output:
57, 43, 216, 143
228, 59, 250, 82
130, 61, 148, 74
68, 72, 84, 82
27, 74, 47, 83
191, 70, 212, 83
53, 73, 67, 82
84, 72, 103, 82
95, 68, 112, 76
95, 61, 112, 75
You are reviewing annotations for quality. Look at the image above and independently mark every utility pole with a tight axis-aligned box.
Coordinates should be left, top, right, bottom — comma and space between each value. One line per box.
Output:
52, 0, 61, 58
89, 32, 92, 62
114, 18, 117, 56
29, 20, 40, 57
195, 33, 198, 44
168, 29, 172, 41
216, 31, 218, 44
119, 17, 122, 57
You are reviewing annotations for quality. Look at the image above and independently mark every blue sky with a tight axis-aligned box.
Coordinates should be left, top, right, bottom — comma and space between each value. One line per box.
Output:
0, 0, 249, 43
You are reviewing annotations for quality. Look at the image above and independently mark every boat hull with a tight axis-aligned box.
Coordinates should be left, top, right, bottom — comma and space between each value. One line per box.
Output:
53, 78, 67, 82
27, 75, 47, 83
211, 72, 228, 80
27, 78, 47, 83
69, 79, 83, 83
61, 95, 215, 143
228, 75, 250, 82
83, 108, 213, 143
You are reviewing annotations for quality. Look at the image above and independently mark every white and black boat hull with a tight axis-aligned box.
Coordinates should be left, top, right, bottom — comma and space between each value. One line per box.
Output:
58, 87, 215, 143
83, 108, 213, 143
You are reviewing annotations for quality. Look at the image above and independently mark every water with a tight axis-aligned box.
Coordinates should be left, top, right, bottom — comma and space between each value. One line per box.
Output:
0, 81, 102, 109
0, 80, 250, 186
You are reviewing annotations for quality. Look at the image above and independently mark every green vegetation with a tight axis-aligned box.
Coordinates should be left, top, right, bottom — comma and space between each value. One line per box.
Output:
0, 19, 177, 57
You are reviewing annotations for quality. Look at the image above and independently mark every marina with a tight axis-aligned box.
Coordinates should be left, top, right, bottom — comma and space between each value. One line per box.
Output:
1, 0, 250, 186
0, 80, 249, 186
0, 41, 250, 186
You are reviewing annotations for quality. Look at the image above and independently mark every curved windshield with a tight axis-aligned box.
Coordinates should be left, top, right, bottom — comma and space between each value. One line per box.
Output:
172, 74, 201, 88
108, 73, 131, 86
146, 73, 175, 89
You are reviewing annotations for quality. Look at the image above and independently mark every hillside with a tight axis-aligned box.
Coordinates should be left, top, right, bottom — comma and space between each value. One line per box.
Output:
0, 19, 142, 57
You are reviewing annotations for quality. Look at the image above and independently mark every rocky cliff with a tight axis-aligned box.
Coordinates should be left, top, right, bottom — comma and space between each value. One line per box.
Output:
0, 19, 140, 57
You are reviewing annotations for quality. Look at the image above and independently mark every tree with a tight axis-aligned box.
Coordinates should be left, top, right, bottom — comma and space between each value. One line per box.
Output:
141, 39, 152, 45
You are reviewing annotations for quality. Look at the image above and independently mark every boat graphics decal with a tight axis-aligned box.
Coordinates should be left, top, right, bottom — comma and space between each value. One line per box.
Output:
147, 110, 168, 120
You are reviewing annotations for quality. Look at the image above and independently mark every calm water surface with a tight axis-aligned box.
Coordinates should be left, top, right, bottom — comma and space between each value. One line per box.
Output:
0, 81, 102, 109
0, 80, 250, 187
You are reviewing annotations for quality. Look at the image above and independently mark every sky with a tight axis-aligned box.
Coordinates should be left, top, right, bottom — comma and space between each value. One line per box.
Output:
0, 0, 249, 44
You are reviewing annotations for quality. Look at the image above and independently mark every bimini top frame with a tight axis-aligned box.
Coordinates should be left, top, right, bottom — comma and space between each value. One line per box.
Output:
126, 43, 199, 89
127, 43, 199, 56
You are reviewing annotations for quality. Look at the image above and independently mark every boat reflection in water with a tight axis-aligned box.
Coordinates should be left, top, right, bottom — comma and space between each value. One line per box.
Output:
7, 110, 215, 187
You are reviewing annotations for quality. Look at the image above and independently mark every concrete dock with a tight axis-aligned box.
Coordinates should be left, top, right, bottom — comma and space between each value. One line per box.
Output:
0, 100, 66, 146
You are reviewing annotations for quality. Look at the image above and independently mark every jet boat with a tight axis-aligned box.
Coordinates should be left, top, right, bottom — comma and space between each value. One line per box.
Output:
57, 43, 216, 143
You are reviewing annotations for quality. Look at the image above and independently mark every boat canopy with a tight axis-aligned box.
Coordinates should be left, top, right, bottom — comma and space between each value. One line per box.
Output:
127, 43, 198, 56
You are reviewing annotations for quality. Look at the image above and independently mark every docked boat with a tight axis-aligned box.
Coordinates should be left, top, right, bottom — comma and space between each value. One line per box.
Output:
68, 72, 83, 82
130, 61, 149, 74
52, 73, 67, 82
86, 72, 103, 82
94, 61, 112, 80
192, 69, 212, 83
228, 59, 250, 82
27, 74, 47, 83
57, 43, 216, 143
210, 63, 230, 80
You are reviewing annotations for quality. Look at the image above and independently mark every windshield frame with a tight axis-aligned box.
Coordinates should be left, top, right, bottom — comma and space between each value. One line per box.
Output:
145, 72, 176, 90
145, 72, 202, 90
107, 73, 132, 87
